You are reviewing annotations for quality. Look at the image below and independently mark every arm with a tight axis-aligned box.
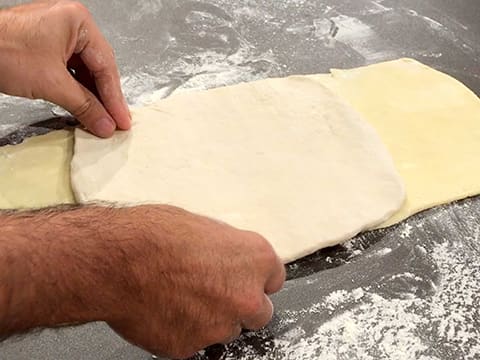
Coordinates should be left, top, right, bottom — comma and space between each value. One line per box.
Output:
0, 205, 285, 358
0, 1, 131, 137
0, 206, 133, 337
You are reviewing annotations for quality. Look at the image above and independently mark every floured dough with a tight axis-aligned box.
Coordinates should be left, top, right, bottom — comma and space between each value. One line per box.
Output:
71, 79, 405, 262
0, 131, 74, 209
315, 59, 480, 227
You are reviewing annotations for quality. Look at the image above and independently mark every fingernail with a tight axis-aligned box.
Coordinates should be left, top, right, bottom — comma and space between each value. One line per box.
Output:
94, 117, 116, 137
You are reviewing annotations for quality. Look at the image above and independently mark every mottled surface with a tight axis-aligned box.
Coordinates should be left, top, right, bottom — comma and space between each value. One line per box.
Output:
0, 0, 479, 359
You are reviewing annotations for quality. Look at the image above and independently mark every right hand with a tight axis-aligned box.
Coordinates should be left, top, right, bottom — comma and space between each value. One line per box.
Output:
107, 205, 286, 359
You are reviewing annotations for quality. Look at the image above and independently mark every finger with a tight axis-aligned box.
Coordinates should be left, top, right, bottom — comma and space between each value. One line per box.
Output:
265, 253, 286, 295
46, 68, 116, 138
243, 230, 286, 295
220, 325, 242, 345
241, 295, 274, 331
76, 17, 131, 130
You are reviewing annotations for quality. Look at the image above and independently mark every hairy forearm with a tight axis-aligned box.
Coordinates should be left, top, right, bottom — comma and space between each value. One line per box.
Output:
0, 206, 144, 338
0, 202, 285, 357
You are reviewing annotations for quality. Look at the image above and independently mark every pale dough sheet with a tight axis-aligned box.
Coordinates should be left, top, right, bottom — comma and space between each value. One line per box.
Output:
0, 131, 74, 209
1, 59, 479, 261
71, 80, 405, 263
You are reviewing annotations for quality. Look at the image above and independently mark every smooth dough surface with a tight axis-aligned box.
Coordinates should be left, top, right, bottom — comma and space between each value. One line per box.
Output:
71, 80, 405, 263
0, 130, 74, 209
1, 58, 479, 261
315, 59, 480, 227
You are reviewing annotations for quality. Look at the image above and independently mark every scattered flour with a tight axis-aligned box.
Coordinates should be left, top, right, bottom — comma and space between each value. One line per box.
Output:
213, 200, 480, 360
399, 223, 413, 238
330, 15, 396, 62
363, 0, 393, 15
121, 43, 278, 107
375, 247, 392, 256
0, 2, 479, 360
129, 0, 163, 22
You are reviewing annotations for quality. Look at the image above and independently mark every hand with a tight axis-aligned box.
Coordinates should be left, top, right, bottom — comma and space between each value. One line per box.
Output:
0, 206, 286, 359
108, 206, 286, 358
0, 1, 131, 137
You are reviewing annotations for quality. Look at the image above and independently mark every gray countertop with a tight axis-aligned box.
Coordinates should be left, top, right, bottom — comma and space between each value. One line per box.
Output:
0, 0, 479, 359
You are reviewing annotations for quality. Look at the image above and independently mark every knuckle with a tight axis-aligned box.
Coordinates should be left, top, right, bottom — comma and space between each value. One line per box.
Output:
263, 244, 279, 265
106, 43, 115, 58
61, 0, 91, 18
239, 295, 273, 330
239, 294, 264, 317
73, 96, 95, 119
252, 235, 277, 264
250, 231, 271, 249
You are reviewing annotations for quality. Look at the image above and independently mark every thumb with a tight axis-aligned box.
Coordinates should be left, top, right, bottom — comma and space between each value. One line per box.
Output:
47, 69, 117, 138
